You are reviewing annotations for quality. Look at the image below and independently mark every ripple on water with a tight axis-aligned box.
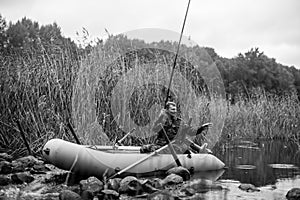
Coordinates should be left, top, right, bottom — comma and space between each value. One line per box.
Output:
268, 164, 299, 169
236, 145, 260, 150
235, 164, 257, 170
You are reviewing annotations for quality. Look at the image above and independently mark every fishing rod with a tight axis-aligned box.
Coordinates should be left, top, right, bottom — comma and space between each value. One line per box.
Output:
160, 0, 191, 167
164, 0, 191, 108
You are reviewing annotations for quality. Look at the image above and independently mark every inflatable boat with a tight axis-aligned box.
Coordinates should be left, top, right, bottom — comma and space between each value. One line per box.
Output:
42, 138, 225, 179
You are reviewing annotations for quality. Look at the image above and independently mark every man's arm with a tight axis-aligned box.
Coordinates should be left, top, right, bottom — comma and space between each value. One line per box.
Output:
152, 109, 168, 132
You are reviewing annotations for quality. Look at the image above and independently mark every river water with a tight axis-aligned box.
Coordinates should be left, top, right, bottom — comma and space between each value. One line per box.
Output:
191, 140, 300, 200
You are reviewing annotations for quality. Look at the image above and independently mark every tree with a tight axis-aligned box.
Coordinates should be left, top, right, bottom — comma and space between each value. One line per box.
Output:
0, 14, 8, 52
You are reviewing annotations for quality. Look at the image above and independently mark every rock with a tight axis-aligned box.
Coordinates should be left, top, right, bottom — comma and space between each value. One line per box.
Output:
106, 178, 122, 191
30, 165, 49, 175
11, 172, 34, 184
59, 190, 82, 200
0, 161, 13, 174
238, 183, 260, 192
149, 178, 164, 189
166, 166, 191, 181
79, 176, 104, 196
118, 176, 143, 196
81, 190, 93, 200
0, 153, 13, 162
11, 162, 24, 173
0, 175, 11, 186
13, 155, 41, 169
286, 188, 300, 200
147, 190, 175, 200
23, 182, 47, 193
32, 163, 50, 172
10, 155, 44, 173
180, 187, 196, 196
140, 179, 159, 193
44, 171, 68, 184
99, 189, 119, 200
182, 179, 223, 193
162, 174, 183, 186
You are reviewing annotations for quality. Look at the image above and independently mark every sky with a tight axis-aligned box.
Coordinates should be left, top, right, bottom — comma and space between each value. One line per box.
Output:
1, 0, 300, 68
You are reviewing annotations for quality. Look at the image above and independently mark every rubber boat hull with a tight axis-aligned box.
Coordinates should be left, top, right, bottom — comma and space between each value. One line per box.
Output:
42, 139, 225, 178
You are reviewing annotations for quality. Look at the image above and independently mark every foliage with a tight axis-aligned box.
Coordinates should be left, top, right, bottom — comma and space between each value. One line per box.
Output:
0, 15, 299, 157
214, 48, 297, 99
223, 89, 300, 141
0, 16, 81, 156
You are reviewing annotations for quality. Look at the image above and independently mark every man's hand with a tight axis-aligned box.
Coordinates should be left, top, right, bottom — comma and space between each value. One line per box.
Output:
200, 123, 212, 130
159, 108, 167, 116
158, 109, 168, 122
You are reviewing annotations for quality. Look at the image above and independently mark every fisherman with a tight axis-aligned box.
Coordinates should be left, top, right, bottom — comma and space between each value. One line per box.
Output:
152, 101, 180, 147
150, 100, 212, 154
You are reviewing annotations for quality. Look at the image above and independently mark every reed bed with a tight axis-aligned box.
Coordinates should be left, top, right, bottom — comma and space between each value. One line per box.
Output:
223, 90, 300, 142
0, 39, 299, 158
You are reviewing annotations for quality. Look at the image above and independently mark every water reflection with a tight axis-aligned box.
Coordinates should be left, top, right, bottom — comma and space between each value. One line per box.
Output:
191, 169, 225, 181
212, 139, 300, 186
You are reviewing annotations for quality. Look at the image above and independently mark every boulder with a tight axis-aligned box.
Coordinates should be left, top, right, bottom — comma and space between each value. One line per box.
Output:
238, 183, 260, 192
59, 190, 81, 200
166, 166, 191, 181
286, 188, 300, 200
0, 175, 11, 186
0, 161, 13, 174
162, 174, 183, 186
11, 172, 34, 184
118, 176, 143, 196
79, 176, 104, 196
32, 163, 50, 172
11, 156, 42, 173
44, 171, 69, 184
149, 178, 164, 189
81, 190, 93, 200
106, 178, 122, 191
140, 179, 159, 193
180, 187, 196, 196
13, 155, 41, 168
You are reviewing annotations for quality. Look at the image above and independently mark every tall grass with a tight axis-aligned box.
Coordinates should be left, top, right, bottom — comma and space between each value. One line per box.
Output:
0, 45, 80, 156
223, 89, 300, 142
0, 37, 299, 158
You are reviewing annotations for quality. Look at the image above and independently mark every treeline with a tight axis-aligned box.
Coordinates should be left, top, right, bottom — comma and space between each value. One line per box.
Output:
1, 15, 299, 99
213, 48, 300, 100
0, 15, 299, 155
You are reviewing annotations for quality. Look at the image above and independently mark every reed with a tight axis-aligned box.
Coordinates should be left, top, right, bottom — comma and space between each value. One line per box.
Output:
223, 89, 300, 142
0, 38, 299, 157
0, 44, 80, 157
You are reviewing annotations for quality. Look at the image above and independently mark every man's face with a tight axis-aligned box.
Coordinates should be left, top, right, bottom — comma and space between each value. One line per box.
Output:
168, 103, 177, 114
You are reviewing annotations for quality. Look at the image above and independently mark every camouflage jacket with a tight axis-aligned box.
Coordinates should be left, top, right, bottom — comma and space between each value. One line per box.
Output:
154, 114, 182, 146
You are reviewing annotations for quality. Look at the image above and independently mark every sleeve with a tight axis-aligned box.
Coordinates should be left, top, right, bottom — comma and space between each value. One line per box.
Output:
152, 109, 168, 132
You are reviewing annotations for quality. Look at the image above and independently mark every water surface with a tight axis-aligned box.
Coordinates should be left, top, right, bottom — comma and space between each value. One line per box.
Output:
192, 140, 300, 199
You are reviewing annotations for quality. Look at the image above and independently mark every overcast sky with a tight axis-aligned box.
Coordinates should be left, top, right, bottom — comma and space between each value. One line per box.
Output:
1, 0, 300, 68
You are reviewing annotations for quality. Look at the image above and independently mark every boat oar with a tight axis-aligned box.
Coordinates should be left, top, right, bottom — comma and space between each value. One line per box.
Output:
108, 140, 176, 179
160, 124, 182, 166
115, 128, 136, 146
